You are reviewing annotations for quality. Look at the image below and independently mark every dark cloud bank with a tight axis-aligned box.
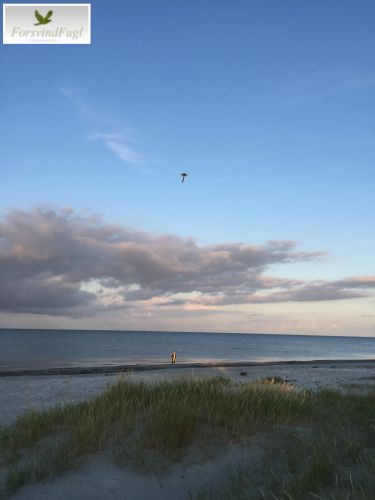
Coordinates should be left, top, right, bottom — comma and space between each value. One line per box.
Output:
0, 207, 374, 317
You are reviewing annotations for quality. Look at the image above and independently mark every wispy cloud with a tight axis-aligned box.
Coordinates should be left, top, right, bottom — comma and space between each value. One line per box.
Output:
1, 207, 374, 318
59, 86, 108, 122
280, 71, 375, 108
59, 86, 152, 172
104, 140, 140, 164
85, 132, 151, 172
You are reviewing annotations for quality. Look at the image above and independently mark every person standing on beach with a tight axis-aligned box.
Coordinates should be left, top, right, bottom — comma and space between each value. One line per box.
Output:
171, 351, 177, 364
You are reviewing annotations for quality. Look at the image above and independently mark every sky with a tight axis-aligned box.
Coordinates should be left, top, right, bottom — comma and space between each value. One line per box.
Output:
0, 0, 374, 336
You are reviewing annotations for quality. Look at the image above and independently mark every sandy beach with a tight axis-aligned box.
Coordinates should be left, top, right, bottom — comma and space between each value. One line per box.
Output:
1, 359, 375, 427
1, 360, 375, 500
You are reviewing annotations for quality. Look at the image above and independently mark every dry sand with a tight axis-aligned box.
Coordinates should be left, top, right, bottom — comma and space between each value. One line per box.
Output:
1, 360, 375, 427
1, 360, 375, 499
10, 443, 265, 500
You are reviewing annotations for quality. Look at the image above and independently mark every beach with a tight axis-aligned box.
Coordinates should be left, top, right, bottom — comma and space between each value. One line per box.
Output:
1, 359, 375, 427
1, 360, 375, 500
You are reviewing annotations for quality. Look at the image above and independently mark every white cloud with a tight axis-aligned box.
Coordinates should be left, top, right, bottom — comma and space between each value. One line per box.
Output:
60, 86, 151, 171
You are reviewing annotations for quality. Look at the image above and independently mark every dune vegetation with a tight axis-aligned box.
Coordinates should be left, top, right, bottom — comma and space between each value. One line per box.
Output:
0, 376, 375, 499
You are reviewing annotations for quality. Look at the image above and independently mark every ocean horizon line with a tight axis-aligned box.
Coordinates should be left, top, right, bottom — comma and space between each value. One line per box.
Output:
1, 328, 374, 340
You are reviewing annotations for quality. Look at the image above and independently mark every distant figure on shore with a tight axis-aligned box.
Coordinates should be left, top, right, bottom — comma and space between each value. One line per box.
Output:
171, 351, 177, 364
181, 172, 188, 183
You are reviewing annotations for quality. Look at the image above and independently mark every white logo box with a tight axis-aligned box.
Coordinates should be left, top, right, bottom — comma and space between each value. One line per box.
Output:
3, 4, 91, 44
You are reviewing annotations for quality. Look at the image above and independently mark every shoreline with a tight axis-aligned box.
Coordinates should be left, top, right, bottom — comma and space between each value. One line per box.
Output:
1, 359, 375, 427
1, 357, 375, 377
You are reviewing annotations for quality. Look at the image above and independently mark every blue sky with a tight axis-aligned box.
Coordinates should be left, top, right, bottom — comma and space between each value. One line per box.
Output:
1, 0, 374, 335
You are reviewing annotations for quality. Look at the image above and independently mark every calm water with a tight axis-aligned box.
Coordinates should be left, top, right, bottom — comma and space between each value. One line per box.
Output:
0, 329, 375, 371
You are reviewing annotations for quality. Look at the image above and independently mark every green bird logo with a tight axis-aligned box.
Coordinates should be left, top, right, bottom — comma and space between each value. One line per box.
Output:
34, 10, 53, 26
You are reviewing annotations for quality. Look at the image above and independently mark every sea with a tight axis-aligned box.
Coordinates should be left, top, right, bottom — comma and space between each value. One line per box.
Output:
0, 329, 375, 372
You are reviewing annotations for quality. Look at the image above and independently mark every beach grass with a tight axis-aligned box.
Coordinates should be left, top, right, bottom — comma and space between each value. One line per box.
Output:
196, 387, 375, 499
0, 376, 375, 498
